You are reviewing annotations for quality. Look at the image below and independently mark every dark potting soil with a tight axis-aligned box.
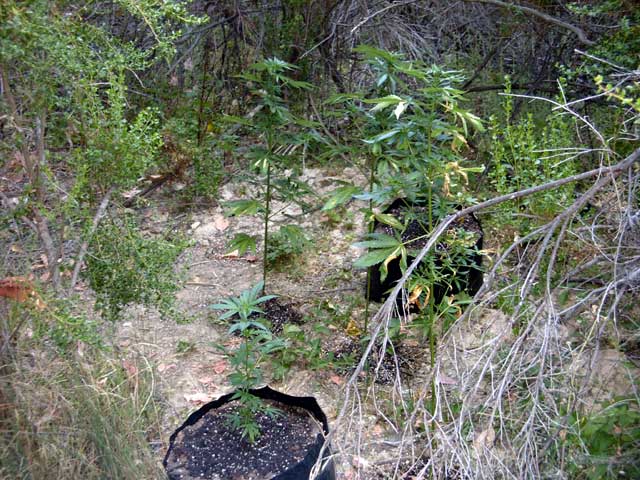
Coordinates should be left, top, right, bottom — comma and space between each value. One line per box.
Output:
165, 399, 322, 480
258, 298, 302, 335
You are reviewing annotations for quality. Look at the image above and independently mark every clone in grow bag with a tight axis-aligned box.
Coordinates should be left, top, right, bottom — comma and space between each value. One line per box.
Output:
367, 198, 483, 306
164, 386, 336, 480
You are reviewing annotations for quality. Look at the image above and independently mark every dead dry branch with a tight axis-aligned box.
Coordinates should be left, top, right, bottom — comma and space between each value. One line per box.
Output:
317, 110, 639, 477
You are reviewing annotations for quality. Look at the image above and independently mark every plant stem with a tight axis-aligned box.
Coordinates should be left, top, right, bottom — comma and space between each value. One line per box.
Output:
364, 154, 377, 333
262, 161, 272, 295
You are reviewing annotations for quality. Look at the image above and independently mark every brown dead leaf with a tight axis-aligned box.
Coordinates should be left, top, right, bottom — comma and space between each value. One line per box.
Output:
438, 374, 458, 385
39, 271, 51, 283
11, 151, 24, 168
10, 244, 24, 253
122, 187, 142, 199
122, 360, 138, 379
184, 392, 214, 404
473, 427, 496, 451
223, 337, 242, 348
212, 360, 228, 374
403, 338, 420, 347
157, 363, 177, 373
245, 255, 258, 262
222, 250, 239, 258
213, 214, 230, 231
0, 277, 33, 302
329, 374, 344, 386
0, 277, 45, 309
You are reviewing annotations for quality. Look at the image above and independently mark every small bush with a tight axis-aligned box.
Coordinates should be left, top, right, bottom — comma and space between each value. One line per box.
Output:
266, 225, 310, 269
83, 215, 187, 320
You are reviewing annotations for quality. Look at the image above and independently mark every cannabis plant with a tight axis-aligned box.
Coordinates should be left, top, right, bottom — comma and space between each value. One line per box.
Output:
223, 58, 316, 292
323, 46, 485, 315
211, 282, 283, 442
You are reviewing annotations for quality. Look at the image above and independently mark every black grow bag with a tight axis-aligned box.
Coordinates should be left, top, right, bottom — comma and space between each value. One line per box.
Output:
367, 198, 483, 306
163, 386, 336, 480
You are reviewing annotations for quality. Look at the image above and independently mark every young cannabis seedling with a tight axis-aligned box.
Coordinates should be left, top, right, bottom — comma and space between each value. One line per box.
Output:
211, 282, 282, 442
211, 281, 276, 322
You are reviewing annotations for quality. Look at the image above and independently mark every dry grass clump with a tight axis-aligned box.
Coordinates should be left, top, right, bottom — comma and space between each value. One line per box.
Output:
0, 304, 164, 480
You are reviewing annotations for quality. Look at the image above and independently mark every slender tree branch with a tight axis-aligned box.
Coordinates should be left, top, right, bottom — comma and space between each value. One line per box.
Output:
69, 188, 114, 291
464, 0, 595, 46
462, 37, 507, 90
465, 82, 557, 93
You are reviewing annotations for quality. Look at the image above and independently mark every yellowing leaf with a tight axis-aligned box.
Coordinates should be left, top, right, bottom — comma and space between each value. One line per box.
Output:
408, 285, 423, 306
382, 249, 400, 272
345, 319, 362, 338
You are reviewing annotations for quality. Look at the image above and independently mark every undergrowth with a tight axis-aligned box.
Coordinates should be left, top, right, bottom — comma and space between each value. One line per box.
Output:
0, 305, 163, 479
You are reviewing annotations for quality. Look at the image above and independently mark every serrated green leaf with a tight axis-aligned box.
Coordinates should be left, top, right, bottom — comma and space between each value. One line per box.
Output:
354, 247, 399, 269
364, 129, 401, 144
322, 185, 362, 211
352, 233, 401, 249
364, 95, 404, 113
227, 233, 258, 256
374, 212, 404, 230
324, 93, 363, 104
220, 114, 255, 126
225, 200, 262, 216
283, 324, 303, 334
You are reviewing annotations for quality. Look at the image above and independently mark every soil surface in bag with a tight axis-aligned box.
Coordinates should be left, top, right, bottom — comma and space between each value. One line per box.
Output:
165, 399, 322, 480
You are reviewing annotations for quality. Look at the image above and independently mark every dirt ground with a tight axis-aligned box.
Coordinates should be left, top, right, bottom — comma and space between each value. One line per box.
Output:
114, 167, 373, 474
112, 166, 640, 479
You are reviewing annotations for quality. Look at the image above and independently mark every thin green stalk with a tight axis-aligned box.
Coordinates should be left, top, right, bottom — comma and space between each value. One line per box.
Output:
262, 161, 272, 295
427, 183, 433, 231
364, 154, 377, 333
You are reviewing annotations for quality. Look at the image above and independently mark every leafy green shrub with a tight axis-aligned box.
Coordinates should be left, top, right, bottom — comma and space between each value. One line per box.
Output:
76, 80, 164, 195
34, 298, 102, 350
487, 79, 579, 232
565, 399, 640, 479
83, 216, 187, 320
266, 225, 310, 269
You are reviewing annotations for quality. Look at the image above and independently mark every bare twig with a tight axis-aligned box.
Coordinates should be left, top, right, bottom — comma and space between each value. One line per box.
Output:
464, 0, 595, 46
69, 188, 114, 291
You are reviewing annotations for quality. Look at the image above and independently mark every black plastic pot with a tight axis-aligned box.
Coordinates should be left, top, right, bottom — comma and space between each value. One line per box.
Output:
367, 198, 483, 306
164, 386, 336, 480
